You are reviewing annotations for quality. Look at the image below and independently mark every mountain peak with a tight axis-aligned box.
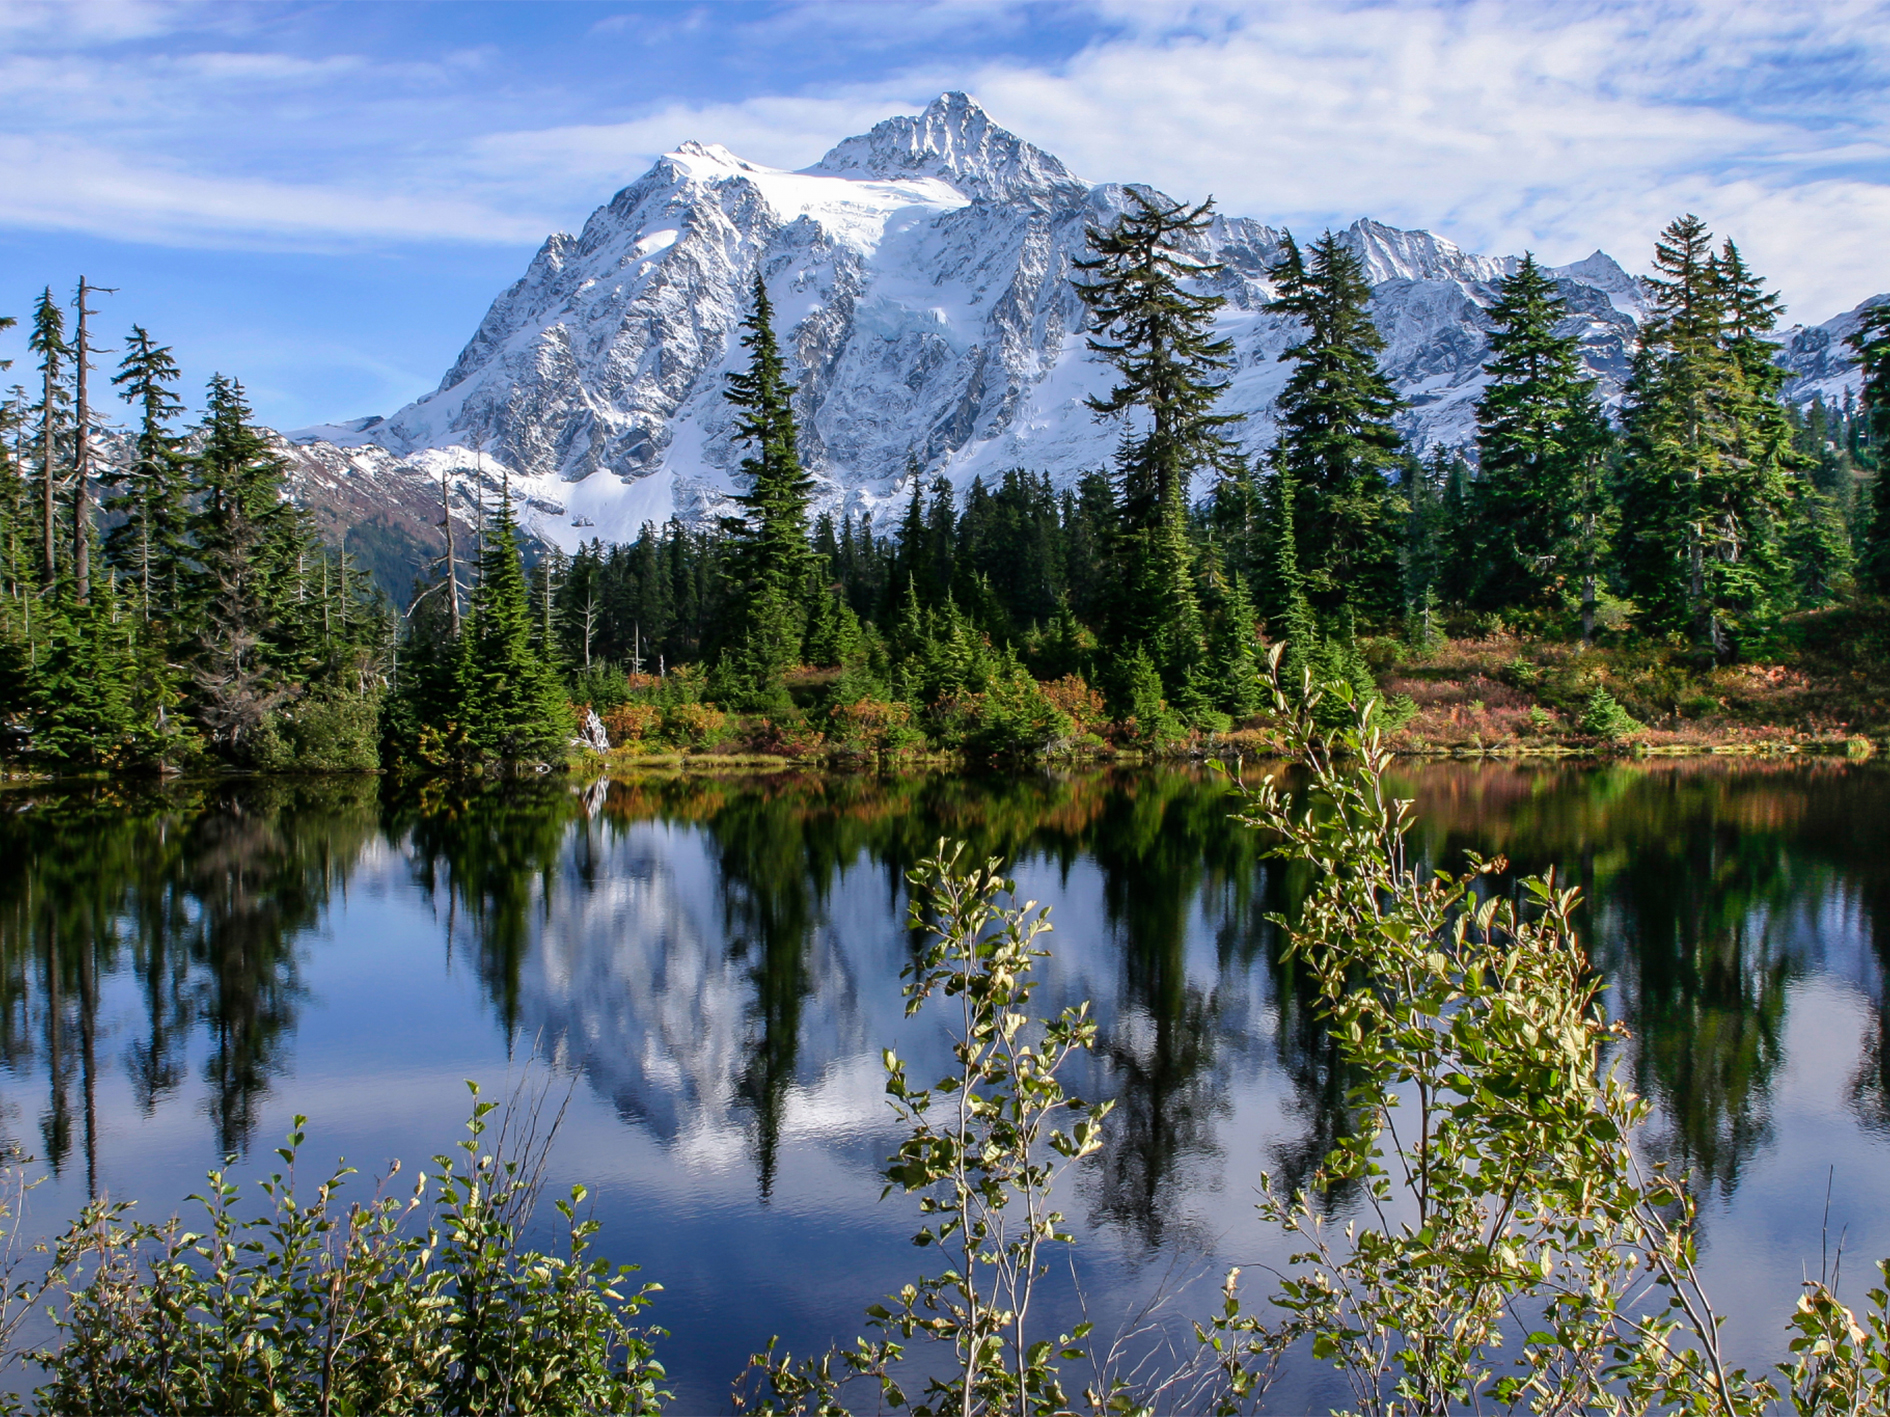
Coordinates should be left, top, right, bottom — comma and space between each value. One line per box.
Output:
807, 91, 1086, 205
668, 139, 771, 175
1343, 218, 1511, 285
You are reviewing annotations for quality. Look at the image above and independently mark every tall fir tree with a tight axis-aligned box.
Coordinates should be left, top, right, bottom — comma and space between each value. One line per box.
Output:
187, 376, 302, 751
1400, 450, 1446, 647
1470, 253, 1609, 616
1717, 240, 1831, 608
106, 326, 191, 615
1265, 232, 1406, 622
1845, 301, 1890, 593
1073, 190, 1239, 689
464, 489, 573, 761
1617, 217, 1796, 657
715, 273, 814, 707
28, 289, 69, 586
891, 466, 928, 613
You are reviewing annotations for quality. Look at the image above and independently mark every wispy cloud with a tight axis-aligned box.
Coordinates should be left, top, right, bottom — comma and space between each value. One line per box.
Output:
3, 0, 1885, 325
450, 0, 1890, 316
0, 133, 550, 248
1001, 0, 1890, 316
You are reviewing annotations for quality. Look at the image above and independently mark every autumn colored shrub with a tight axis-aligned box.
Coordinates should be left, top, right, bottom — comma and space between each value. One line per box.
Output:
602, 702, 661, 747
1038, 674, 1107, 736
659, 702, 729, 749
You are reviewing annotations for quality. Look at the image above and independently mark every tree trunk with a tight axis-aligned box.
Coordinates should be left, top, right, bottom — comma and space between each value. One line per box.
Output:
41, 358, 56, 585
72, 279, 101, 602
442, 465, 461, 636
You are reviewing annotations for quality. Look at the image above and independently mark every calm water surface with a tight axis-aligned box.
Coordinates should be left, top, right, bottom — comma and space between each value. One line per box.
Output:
1, 762, 1886, 1411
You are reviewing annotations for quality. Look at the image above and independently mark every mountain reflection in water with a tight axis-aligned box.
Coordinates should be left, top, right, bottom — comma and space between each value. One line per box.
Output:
0, 761, 1884, 1410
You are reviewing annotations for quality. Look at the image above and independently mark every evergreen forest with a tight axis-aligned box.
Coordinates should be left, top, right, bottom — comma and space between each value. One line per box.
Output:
4, 206, 1889, 773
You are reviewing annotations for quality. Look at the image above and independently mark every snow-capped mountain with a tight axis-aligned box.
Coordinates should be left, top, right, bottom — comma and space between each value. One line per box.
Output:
286, 92, 1880, 560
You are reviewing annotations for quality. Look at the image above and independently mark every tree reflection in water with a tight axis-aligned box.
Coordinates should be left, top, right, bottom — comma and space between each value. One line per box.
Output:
1394, 759, 1890, 1196
0, 759, 1884, 1252
0, 779, 381, 1164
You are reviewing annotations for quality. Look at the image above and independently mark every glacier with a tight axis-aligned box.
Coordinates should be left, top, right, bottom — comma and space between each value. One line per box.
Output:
285, 91, 1883, 560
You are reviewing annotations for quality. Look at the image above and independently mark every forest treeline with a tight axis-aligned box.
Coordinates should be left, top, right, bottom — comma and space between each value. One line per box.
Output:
4, 206, 1889, 770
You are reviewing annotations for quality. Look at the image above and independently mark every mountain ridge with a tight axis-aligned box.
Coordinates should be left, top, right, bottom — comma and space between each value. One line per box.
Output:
282, 92, 1880, 564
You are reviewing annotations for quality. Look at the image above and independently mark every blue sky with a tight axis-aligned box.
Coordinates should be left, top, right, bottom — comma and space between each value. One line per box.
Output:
3, 0, 1887, 431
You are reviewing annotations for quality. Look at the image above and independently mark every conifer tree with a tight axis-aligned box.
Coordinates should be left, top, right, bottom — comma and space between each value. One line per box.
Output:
924, 474, 957, 603
1617, 218, 1796, 657
26, 582, 150, 767
803, 571, 862, 669
465, 489, 573, 761
1846, 301, 1890, 592
1265, 232, 1406, 621
28, 289, 69, 586
1256, 459, 1318, 682
187, 376, 301, 751
891, 469, 928, 612
1436, 448, 1479, 608
715, 273, 814, 706
107, 326, 190, 615
1401, 450, 1446, 646
1470, 254, 1609, 616
1718, 240, 1823, 606
383, 570, 471, 766
1207, 571, 1264, 719
1074, 190, 1238, 688
1206, 458, 1263, 584
1061, 470, 1117, 627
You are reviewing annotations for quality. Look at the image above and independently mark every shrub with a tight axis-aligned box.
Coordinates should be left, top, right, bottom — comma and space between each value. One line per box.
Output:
1579, 685, 1641, 739
658, 702, 729, 750
36, 1084, 664, 1416
739, 845, 1113, 1415
741, 717, 826, 757
826, 697, 918, 754
602, 701, 661, 748
1038, 674, 1107, 737
252, 685, 382, 772
965, 670, 1072, 758
568, 665, 633, 714
1201, 659, 1890, 1415
652, 663, 708, 706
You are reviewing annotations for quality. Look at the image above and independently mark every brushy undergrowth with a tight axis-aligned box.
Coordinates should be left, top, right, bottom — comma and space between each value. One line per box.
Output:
23, 1082, 663, 1417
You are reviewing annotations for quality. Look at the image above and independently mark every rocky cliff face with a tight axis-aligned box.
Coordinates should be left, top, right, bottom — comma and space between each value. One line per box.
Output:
287, 92, 1879, 558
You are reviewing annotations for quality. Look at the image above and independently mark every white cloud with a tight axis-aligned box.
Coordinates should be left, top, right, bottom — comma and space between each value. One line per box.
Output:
0, 134, 548, 248
954, 0, 1890, 315
460, 94, 932, 205
439, 0, 1890, 315
2, 0, 1886, 317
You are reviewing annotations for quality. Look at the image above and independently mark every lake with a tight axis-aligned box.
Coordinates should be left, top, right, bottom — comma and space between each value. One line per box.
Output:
1, 760, 1886, 1411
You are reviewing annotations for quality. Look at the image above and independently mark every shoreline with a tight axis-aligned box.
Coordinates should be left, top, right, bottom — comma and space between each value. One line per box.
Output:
1, 728, 1876, 788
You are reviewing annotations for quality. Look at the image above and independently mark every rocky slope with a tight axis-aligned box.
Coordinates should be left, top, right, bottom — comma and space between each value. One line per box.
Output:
285, 92, 1880, 563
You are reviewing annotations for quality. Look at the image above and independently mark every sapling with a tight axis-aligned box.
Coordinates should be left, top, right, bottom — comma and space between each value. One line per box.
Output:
739, 843, 1114, 1417
1200, 651, 1866, 1417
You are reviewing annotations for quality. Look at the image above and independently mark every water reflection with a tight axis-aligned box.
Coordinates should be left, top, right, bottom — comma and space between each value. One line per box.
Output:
0, 761, 1883, 1298
1393, 761, 1890, 1194
0, 779, 381, 1165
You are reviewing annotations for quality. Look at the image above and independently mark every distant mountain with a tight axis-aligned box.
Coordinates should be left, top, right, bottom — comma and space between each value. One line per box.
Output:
283, 91, 1882, 569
